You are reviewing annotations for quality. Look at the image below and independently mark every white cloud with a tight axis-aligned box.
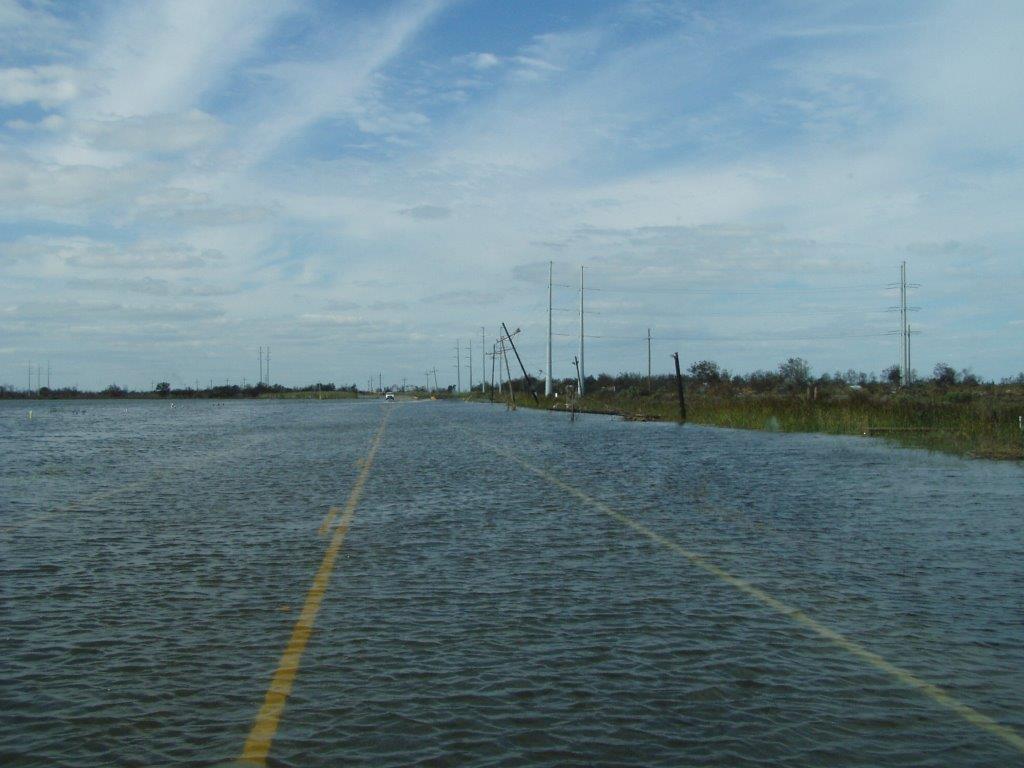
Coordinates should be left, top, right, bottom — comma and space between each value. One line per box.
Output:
78, 110, 225, 154
0, 65, 77, 107
85, 0, 297, 118
454, 52, 501, 70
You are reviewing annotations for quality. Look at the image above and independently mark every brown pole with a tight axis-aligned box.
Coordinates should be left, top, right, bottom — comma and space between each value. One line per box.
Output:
502, 322, 539, 404
672, 352, 686, 422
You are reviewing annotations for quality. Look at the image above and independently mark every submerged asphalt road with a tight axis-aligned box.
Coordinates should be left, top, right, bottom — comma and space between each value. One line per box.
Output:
2, 398, 1023, 767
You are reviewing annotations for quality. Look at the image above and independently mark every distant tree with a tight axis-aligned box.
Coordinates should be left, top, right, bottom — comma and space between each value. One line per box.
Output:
933, 363, 956, 386
155, 382, 171, 397
688, 360, 722, 384
882, 365, 901, 385
778, 357, 811, 388
959, 369, 980, 386
103, 384, 126, 398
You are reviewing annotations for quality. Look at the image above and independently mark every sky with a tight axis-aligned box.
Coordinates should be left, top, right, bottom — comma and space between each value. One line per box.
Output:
0, 0, 1022, 391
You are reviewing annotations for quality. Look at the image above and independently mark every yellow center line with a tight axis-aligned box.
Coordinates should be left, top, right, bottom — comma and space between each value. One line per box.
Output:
317, 506, 341, 537
239, 407, 393, 766
485, 441, 1024, 756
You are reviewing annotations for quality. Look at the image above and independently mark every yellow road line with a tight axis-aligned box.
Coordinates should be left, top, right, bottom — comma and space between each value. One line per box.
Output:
317, 506, 341, 537
239, 408, 392, 766
488, 442, 1024, 756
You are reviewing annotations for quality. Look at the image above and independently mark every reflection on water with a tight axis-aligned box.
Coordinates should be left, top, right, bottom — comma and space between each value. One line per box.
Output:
2, 399, 1022, 766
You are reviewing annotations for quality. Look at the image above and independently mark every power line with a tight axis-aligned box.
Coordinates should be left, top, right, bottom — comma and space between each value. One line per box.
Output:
553, 331, 899, 342
582, 284, 889, 295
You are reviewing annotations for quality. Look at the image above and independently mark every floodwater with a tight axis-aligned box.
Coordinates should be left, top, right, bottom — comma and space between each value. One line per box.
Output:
2, 398, 1022, 767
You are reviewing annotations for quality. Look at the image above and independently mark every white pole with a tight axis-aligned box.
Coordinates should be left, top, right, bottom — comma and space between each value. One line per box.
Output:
579, 265, 585, 396
546, 261, 553, 396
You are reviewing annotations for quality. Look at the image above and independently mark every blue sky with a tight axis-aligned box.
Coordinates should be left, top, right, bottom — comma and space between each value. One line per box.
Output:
1, 0, 1021, 390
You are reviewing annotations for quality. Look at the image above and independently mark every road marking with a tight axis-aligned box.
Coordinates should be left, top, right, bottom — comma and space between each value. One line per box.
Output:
317, 506, 341, 536
487, 442, 1024, 756
239, 408, 392, 766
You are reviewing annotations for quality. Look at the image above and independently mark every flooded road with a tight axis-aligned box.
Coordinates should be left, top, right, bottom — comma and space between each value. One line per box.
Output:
2, 398, 1023, 767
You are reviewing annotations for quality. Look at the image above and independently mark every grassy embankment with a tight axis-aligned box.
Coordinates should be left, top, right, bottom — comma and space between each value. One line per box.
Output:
259, 390, 359, 400
468, 389, 1024, 461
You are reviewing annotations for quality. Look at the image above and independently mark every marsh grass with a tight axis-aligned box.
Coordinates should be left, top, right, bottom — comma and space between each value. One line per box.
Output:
259, 390, 359, 400
482, 389, 1024, 461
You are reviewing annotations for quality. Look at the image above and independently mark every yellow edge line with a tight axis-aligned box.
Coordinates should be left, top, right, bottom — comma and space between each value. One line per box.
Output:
240, 408, 392, 766
488, 442, 1024, 756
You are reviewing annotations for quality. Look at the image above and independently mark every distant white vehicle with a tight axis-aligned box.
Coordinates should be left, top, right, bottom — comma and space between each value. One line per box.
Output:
384, 392, 395, 401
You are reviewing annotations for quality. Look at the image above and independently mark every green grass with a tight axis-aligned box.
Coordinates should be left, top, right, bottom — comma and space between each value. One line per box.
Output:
472, 389, 1024, 461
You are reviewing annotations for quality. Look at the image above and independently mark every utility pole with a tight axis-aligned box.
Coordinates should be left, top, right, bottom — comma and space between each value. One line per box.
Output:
573, 355, 581, 395
900, 261, 908, 386
27, 363, 32, 394
379, 372, 382, 393
907, 323, 912, 385
425, 371, 431, 392
546, 260, 553, 396
647, 328, 652, 394
499, 339, 515, 408
466, 342, 473, 392
490, 343, 497, 401
671, 352, 687, 422
266, 346, 271, 386
259, 346, 263, 385
402, 377, 406, 392
455, 339, 461, 392
579, 265, 585, 396
432, 367, 439, 392
47, 361, 50, 389
501, 322, 539, 404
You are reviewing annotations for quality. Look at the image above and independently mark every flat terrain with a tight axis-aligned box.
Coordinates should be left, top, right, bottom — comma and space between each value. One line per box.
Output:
2, 399, 1023, 767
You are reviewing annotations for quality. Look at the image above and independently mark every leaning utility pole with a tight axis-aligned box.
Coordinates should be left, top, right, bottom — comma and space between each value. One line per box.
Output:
671, 352, 687, 422
498, 339, 516, 409
579, 265, 585, 395
501, 322, 539, 404
546, 260, 553, 396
